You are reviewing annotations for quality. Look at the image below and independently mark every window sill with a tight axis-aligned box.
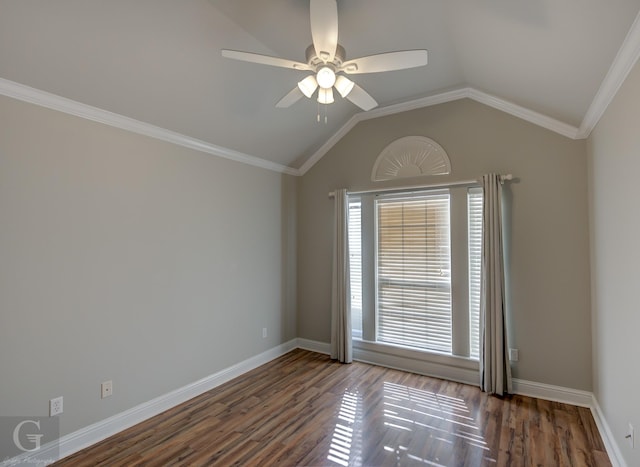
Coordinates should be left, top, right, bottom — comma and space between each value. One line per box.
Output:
352, 338, 480, 386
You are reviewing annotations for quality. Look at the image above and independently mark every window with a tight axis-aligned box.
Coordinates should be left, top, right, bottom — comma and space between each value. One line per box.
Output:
348, 199, 363, 338
349, 187, 482, 360
376, 193, 452, 353
468, 188, 483, 359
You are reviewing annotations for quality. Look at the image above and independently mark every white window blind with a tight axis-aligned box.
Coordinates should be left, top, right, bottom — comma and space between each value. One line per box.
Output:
376, 193, 452, 353
348, 200, 363, 338
468, 189, 483, 359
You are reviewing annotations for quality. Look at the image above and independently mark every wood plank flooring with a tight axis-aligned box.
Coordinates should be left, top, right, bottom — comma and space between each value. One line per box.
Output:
55, 349, 610, 466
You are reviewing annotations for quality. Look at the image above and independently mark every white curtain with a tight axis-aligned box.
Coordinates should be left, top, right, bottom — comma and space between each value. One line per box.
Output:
480, 174, 512, 395
331, 188, 352, 363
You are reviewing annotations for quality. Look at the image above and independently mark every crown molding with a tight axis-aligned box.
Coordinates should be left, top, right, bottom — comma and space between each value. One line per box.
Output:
0, 78, 299, 176
298, 9, 640, 177
8, 8, 640, 182
577, 10, 640, 139
297, 87, 580, 176
465, 88, 580, 139
297, 89, 469, 175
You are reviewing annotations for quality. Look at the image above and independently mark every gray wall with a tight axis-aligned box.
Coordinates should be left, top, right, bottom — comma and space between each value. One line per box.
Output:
298, 98, 593, 390
588, 59, 640, 466
0, 95, 297, 436
0, 85, 605, 448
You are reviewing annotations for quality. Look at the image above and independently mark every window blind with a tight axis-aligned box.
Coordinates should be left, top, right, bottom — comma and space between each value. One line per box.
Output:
376, 193, 452, 353
348, 200, 363, 337
468, 188, 483, 359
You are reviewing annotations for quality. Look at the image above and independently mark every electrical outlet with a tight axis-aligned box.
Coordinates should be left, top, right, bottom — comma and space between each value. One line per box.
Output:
509, 348, 519, 362
262, 328, 267, 339
49, 396, 63, 416
627, 423, 634, 448
101, 380, 113, 399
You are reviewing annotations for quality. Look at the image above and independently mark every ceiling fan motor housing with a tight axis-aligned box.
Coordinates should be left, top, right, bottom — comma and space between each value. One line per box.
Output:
305, 44, 346, 69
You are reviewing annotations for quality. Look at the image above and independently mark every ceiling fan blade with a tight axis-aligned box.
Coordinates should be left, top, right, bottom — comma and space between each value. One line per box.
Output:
222, 49, 311, 71
276, 87, 305, 108
345, 83, 377, 111
340, 50, 428, 74
310, 0, 338, 63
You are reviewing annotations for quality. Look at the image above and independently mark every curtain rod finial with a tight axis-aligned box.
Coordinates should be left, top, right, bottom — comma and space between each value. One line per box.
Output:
499, 174, 513, 185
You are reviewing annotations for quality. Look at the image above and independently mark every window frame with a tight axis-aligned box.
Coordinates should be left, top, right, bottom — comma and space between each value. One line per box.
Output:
348, 185, 481, 367
374, 190, 453, 354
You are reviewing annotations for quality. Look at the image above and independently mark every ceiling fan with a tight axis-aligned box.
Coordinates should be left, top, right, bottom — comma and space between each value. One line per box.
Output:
221, 0, 428, 113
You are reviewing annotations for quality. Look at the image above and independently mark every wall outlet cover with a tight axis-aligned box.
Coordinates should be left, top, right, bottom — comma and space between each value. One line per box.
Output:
101, 381, 113, 399
49, 396, 63, 416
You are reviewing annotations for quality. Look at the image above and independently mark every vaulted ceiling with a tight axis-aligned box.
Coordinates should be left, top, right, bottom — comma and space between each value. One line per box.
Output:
1, 0, 639, 172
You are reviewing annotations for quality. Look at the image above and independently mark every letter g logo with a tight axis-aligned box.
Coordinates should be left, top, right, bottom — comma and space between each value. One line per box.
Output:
12, 419, 44, 452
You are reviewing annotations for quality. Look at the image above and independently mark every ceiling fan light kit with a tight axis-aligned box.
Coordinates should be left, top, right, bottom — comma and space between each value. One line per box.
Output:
318, 87, 334, 104
298, 75, 319, 98
221, 0, 428, 116
334, 75, 354, 98
316, 66, 336, 89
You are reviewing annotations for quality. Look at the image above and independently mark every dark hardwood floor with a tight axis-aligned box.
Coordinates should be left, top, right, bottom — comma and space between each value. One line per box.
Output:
55, 349, 610, 466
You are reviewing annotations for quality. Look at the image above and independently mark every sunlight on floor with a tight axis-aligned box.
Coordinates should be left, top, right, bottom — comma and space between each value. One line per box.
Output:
382, 382, 496, 465
326, 381, 497, 466
327, 390, 362, 466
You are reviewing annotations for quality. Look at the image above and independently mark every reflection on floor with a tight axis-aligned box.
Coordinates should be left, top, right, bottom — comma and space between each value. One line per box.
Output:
328, 390, 361, 465
327, 381, 497, 466
55, 349, 610, 467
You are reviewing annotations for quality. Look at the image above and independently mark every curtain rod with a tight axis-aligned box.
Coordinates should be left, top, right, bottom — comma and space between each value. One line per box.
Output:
328, 174, 513, 198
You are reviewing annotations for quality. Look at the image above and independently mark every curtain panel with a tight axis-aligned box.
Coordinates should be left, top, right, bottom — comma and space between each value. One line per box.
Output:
480, 174, 512, 395
331, 188, 352, 363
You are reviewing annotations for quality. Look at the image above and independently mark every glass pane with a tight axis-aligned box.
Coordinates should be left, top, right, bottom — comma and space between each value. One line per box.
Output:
376, 193, 452, 353
348, 200, 362, 338
468, 189, 483, 360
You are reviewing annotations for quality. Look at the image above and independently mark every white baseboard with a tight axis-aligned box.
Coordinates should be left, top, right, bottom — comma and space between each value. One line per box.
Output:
295, 340, 596, 406
353, 349, 479, 386
9, 339, 298, 466
296, 337, 331, 355
502, 381, 626, 466
9, 339, 626, 467
297, 338, 479, 386
511, 378, 593, 407
590, 396, 627, 467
